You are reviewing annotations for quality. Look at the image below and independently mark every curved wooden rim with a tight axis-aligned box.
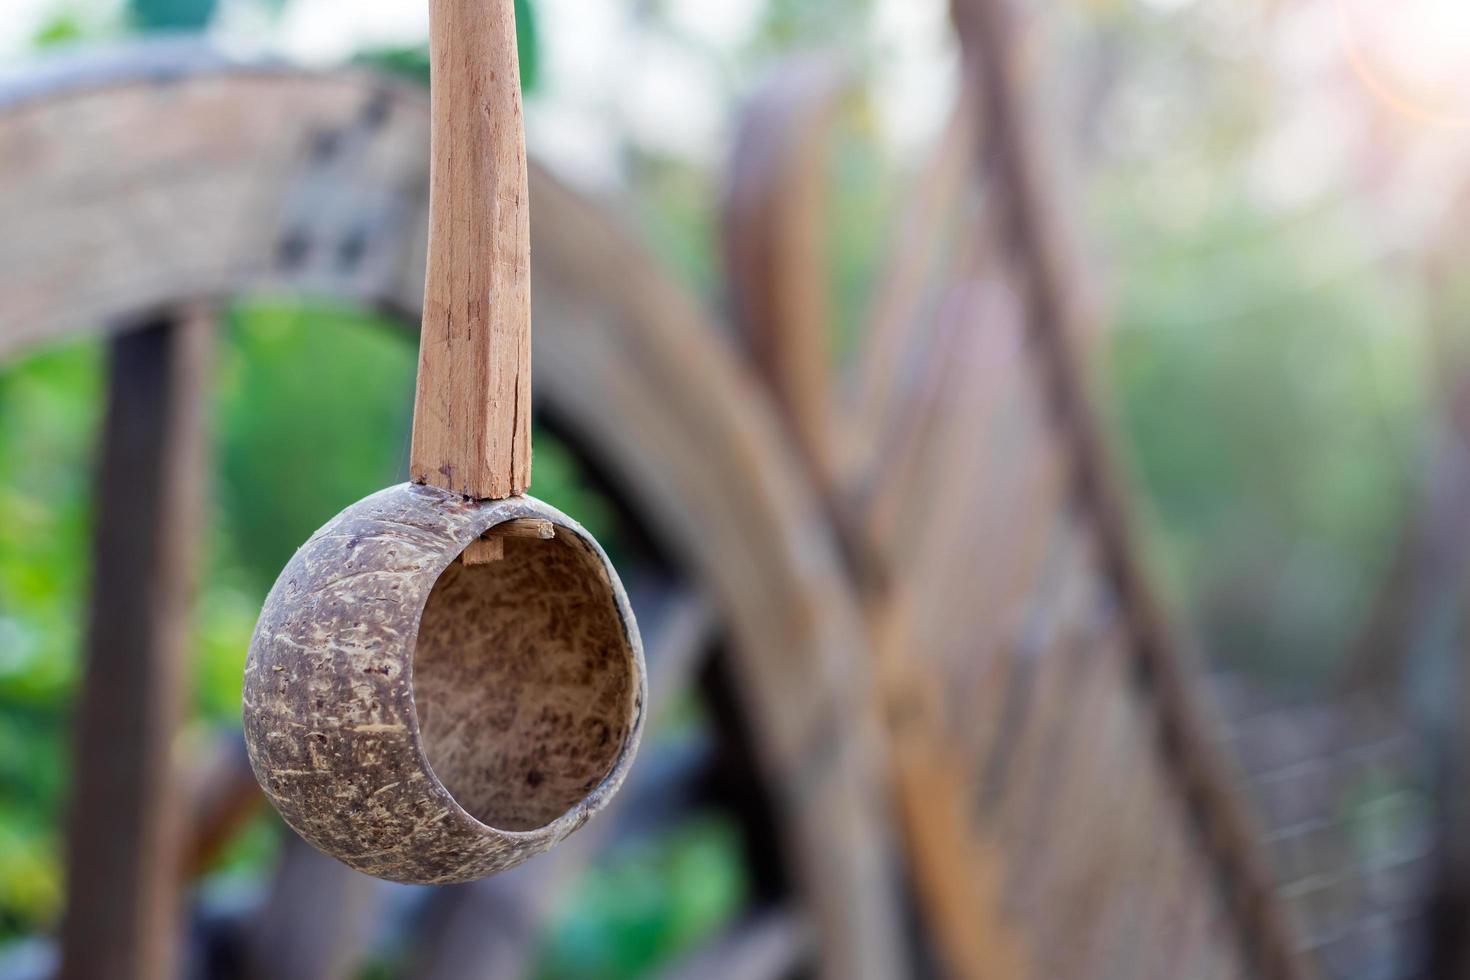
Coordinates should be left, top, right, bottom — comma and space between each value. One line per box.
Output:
0, 40, 907, 979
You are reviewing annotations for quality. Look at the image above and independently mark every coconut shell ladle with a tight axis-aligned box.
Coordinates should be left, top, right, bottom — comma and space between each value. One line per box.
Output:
242, 0, 646, 884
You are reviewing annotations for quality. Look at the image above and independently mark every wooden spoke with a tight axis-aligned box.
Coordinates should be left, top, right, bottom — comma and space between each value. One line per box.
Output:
182, 732, 260, 878
532, 173, 909, 980
847, 98, 983, 483
59, 305, 216, 980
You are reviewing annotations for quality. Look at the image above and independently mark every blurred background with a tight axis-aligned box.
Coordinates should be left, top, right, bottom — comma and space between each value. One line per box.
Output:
2, 0, 1469, 977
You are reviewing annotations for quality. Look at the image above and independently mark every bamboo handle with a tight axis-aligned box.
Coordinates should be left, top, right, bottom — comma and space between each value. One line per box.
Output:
410, 0, 531, 500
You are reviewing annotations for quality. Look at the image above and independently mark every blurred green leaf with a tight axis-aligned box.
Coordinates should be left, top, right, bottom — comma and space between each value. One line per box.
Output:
515, 0, 540, 93
216, 301, 418, 594
128, 0, 218, 32
0, 342, 102, 934
357, 0, 541, 93
533, 816, 749, 980
1102, 189, 1427, 683
356, 47, 431, 87
31, 15, 86, 49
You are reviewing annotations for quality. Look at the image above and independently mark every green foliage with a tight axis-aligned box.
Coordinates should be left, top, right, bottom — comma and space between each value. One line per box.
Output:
1102, 186, 1427, 683
531, 816, 750, 980
0, 335, 284, 934
1343, 770, 1429, 871
0, 296, 635, 940
197, 301, 423, 736
514, 0, 541, 94
0, 343, 103, 934
216, 301, 418, 594
629, 155, 722, 303
531, 435, 620, 554
216, 300, 612, 590
128, 0, 219, 32
31, 14, 87, 49
752, 0, 872, 53
357, 0, 541, 93
355, 48, 432, 87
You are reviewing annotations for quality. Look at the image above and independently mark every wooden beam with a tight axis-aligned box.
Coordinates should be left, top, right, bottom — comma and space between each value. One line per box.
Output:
58, 306, 215, 980
410, 0, 532, 500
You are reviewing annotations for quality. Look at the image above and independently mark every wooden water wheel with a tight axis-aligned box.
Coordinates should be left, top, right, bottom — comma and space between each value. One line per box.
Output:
0, 2, 1313, 977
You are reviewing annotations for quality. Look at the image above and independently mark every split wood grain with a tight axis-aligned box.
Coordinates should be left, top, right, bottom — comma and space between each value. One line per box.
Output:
461, 537, 504, 565
462, 518, 554, 564
410, 0, 532, 500
487, 517, 555, 539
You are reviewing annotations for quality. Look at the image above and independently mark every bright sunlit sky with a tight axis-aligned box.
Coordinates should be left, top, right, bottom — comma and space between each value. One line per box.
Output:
6, 0, 1470, 246
0, 0, 956, 188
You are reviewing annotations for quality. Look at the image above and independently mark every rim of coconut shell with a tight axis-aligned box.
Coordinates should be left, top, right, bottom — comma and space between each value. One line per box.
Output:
398, 485, 647, 846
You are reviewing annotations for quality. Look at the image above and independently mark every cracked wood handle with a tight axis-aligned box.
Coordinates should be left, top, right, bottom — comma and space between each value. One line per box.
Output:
410, 0, 531, 500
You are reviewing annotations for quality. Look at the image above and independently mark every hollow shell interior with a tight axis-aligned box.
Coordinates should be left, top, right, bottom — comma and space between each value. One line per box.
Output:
413, 528, 638, 832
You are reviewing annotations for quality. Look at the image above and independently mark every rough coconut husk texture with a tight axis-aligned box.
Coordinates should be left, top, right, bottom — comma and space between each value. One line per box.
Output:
243, 483, 645, 884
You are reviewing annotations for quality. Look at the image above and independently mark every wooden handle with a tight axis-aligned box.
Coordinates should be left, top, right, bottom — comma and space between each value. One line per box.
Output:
410, 0, 531, 500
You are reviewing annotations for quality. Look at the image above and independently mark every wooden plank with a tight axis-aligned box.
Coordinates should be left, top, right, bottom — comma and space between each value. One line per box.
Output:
1008, 604, 1121, 967
862, 277, 1023, 568
410, 0, 532, 500
58, 306, 216, 980
859, 266, 1040, 979
878, 646, 1031, 979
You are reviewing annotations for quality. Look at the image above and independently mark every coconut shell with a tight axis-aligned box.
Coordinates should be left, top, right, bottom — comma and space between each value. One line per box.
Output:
242, 483, 645, 884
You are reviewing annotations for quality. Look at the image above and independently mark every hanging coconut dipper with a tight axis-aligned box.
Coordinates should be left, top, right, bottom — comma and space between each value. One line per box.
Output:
242, 0, 646, 884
